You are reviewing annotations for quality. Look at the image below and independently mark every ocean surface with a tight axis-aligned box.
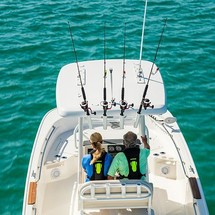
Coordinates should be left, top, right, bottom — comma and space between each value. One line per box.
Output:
0, 0, 214, 214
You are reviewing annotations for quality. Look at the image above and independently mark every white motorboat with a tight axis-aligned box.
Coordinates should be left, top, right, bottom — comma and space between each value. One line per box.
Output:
22, 3, 209, 215
22, 57, 209, 215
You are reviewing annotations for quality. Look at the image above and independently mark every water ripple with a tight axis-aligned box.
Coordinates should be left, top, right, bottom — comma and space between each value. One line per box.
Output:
0, 0, 214, 214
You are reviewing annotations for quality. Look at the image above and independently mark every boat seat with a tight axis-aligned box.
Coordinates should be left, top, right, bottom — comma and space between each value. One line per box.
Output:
79, 180, 153, 215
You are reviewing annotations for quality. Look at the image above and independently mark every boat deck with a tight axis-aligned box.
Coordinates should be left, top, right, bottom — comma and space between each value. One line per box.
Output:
30, 112, 197, 215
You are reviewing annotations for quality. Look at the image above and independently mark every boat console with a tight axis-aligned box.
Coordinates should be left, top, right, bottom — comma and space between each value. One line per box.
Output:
83, 139, 125, 158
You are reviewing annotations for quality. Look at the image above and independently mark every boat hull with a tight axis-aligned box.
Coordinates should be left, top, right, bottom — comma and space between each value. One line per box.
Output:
23, 60, 208, 215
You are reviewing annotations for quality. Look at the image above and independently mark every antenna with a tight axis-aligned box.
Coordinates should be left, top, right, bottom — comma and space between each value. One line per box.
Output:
139, 0, 148, 70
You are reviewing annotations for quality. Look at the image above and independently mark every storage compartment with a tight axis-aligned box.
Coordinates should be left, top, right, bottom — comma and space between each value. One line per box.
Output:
151, 153, 177, 180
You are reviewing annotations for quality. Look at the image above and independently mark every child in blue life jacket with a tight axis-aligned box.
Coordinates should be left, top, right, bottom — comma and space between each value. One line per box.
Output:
82, 132, 113, 181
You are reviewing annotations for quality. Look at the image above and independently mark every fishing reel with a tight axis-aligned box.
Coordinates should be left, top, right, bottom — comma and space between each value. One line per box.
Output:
80, 101, 96, 115
142, 98, 154, 110
100, 100, 115, 111
119, 100, 134, 115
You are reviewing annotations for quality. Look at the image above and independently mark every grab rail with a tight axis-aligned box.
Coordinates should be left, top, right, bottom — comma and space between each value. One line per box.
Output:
79, 180, 153, 215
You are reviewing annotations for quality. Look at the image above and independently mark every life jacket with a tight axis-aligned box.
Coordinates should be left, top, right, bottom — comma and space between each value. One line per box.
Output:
122, 147, 143, 179
89, 151, 107, 180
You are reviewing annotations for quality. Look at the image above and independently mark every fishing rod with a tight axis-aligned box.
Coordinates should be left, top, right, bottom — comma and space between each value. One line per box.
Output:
120, 22, 128, 116
137, 18, 167, 115
102, 22, 108, 117
68, 21, 91, 116
120, 23, 133, 117
101, 23, 116, 121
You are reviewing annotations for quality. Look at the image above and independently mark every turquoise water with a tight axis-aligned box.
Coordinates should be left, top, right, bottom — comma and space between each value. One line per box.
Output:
0, 0, 214, 214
